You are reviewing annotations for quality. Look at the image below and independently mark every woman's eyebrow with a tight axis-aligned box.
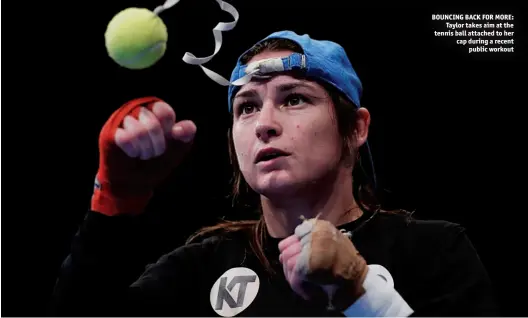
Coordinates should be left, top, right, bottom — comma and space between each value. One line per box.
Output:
234, 81, 319, 100
234, 90, 258, 100
277, 82, 317, 92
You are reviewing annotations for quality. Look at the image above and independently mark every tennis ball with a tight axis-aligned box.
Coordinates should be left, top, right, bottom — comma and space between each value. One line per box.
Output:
105, 8, 168, 70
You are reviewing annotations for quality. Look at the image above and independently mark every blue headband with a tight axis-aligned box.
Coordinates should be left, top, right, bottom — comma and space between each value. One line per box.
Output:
226, 30, 363, 113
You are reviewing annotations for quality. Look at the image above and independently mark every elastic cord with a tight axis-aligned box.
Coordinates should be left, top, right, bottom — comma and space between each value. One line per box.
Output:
154, 0, 243, 86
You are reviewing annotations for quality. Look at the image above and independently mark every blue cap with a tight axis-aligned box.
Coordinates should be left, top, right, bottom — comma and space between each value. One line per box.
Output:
227, 30, 363, 112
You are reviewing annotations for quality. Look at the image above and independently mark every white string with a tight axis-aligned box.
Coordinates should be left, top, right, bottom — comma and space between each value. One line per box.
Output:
153, 0, 249, 86
153, 0, 182, 15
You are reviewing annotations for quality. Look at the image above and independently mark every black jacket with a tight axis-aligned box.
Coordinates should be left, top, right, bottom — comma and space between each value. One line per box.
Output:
51, 210, 499, 316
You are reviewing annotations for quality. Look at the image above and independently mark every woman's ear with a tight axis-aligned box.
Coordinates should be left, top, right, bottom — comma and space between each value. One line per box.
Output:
354, 108, 371, 148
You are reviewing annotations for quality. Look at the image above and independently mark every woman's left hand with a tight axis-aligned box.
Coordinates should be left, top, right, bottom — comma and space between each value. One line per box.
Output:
278, 218, 368, 311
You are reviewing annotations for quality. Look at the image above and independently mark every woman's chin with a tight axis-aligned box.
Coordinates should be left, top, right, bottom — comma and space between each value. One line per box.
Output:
253, 175, 304, 198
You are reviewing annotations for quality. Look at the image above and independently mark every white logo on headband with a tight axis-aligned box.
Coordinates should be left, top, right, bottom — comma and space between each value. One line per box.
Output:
239, 54, 307, 83
245, 58, 286, 77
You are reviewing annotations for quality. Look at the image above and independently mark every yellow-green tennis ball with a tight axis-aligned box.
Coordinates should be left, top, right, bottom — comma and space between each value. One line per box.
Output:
105, 8, 168, 70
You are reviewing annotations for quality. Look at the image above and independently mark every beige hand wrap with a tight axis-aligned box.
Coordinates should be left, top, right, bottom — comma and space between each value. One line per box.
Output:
294, 218, 368, 309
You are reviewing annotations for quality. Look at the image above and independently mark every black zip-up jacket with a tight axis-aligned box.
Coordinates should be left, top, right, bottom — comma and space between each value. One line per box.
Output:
51, 210, 499, 316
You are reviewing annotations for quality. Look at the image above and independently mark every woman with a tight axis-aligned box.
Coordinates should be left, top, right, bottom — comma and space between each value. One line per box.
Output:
51, 31, 499, 317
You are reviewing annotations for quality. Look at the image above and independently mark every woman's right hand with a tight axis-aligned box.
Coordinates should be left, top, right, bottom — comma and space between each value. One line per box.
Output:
92, 97, 197, 216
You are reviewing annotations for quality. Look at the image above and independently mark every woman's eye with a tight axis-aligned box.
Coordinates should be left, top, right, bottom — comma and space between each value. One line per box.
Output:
240, 103, 257, 115
285, 94, 307, 106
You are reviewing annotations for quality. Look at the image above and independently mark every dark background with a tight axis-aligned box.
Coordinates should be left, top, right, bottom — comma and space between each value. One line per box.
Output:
2, 1, 525, 316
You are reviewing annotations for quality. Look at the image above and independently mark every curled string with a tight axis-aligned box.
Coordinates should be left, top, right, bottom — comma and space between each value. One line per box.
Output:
153, 0, 250, 86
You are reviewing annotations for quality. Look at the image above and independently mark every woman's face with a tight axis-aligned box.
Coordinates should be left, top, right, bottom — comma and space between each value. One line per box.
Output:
231, 50, 347, 197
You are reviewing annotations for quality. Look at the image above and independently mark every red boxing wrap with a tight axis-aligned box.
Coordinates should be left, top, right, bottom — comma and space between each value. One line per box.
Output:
92, 97, 180, 216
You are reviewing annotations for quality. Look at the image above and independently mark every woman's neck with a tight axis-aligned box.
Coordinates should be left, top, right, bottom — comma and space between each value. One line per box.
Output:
260, 168, 362, 238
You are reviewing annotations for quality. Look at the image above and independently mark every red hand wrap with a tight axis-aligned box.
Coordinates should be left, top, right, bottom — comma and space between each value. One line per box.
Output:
91, 96, 180, 216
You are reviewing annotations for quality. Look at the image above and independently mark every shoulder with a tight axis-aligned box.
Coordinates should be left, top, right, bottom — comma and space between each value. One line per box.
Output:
366, 212, 473, 262
136, 231, 248, 284
369, 212, 488, 279
408, 215, 466, 246
156, 229, 250, 265
368, 215, 499, 316
374, 212, 466, 243
406, 215, 465, 234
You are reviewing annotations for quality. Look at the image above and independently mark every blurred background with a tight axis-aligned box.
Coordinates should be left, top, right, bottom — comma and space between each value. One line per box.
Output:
2, 1, 525, 316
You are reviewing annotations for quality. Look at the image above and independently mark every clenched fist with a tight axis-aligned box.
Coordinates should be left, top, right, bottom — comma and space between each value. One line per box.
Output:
92, 97, 197, 216
114, 100, 195, 160
279, 218, 368, 311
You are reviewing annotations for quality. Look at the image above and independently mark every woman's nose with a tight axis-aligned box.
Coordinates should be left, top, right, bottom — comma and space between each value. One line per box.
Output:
255, 106, 282, 142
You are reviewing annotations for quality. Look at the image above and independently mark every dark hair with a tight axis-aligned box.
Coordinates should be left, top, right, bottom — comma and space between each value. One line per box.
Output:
187, 38, 410, 273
